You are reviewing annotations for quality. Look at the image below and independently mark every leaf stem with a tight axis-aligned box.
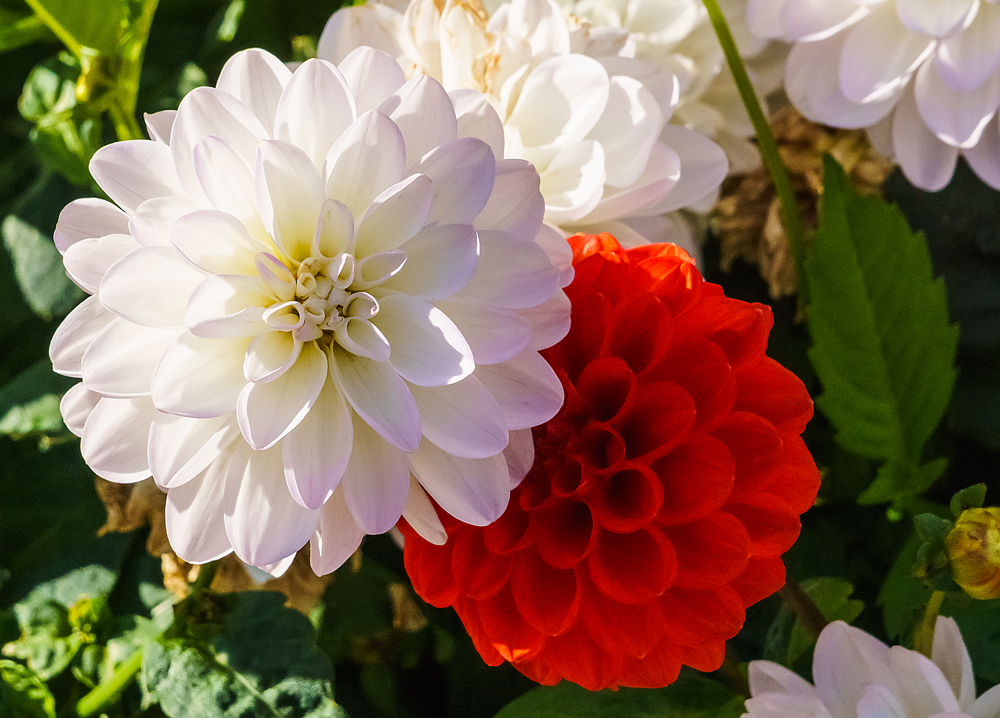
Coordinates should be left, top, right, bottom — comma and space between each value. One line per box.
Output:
75, 646, 143, 717
913, 590, 945, 658
701, 0, 808, 302
779, 576, 828, 640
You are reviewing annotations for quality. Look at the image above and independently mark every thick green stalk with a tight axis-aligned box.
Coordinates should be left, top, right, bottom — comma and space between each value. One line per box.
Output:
75, 647, 143, 717
701, 0, 808, 300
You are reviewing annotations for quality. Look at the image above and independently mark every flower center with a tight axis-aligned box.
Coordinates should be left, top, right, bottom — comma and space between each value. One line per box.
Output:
255, 249, 406, 362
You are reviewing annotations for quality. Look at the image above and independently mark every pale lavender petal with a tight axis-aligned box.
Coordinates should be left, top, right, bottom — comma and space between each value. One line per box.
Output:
166, 456, 235, 563
309, 488, 366, 575
381, 75, 458, 168
144, 109, 176, 144
339, 46, 406, 114
340, 412, 411, 534
409, 439, 510, 526
931, 617, 976, 710
90, 141, 183, 213
316, 4, 406, 66
54, 198, 129, 253
915, 60, 1000, 147
186, 274, 270, 339
451, 88, 505, 159
274, 58, 357, 169
169, 210, 262, 275
50, 295, 116, 378
81, 397, 155, 483
151, 331, 250, 417
99, 245, 206, 327
474, 158, 543, 237
282, 381, 353, 509
517, 288, 571, 350
473, 347, 563, 430
82, 319, 176, 397
458, 229, 559, 309
255, 139, 325, 262
503, 427, 534, 488
433, 299, 531, 365
893, 85, 960, 190
148, 412, 240, 490
401, 476, 446, 545
409, 376, 508, 458
411, 137, 496, 224
936, 2, 1000, 92
383, 223, 479, 299
129, 196, 202, 247
324, 110, 406, 219
60, 383, 101, 437
193, 136, 258, 223
355, 174, 433, 257
965, 116, 1000, 189
62, 234, 140, 294
243, 330, 301, 384
896, 0, 978, 38
216, 48, 292, 135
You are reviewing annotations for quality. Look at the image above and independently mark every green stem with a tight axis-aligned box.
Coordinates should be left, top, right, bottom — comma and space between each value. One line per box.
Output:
913, 590, 945, 658
111, 0, 160, 142
701, 0, 808, 302
75, 647, 143, 717
779, 577, 828, 639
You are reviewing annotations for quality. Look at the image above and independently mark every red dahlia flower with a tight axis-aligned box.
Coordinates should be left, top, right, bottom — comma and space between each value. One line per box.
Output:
400, 233, 821, 691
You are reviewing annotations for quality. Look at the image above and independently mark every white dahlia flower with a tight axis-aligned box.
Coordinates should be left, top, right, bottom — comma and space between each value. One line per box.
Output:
50, 47, 571, 575
748, 0, 1000, 192
560, 0, 786, 175
317, 0, 729, 248
745, 618, 1000, 718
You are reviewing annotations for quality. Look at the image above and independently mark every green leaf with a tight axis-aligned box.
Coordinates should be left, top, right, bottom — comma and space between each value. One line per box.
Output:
0, 11, 54, 54
23, 0, 128, 56
805, 155, 958, 505
0, 660, 57, 718
878, 532, 930, 640
494, 673, 746, 718
0, 359, 75, 441
785, 578, 863, 664
143, 592, 345, 718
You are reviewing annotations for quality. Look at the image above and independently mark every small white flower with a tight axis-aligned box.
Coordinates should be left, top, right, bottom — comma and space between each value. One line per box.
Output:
749, 0, 1000, 191
318, 0, 730, 247
744, 618, 1000, 718
51, 47, 571, 574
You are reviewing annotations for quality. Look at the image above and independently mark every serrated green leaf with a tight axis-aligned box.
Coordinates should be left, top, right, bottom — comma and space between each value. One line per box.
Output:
806, 155, 958, 505
143, 592, 345, 718
0, 660, 56, 718
494, 672, 746, 718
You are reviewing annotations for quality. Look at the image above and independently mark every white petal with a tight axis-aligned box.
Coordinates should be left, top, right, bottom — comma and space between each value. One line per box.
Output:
746, 0, 795, 39
587, 75, 664, 188
170, 210, 262, 275
474, 158, 544, 237
401, 476, 446, 545
503, 427, 534, 488
433, 299, 531, 364
255, 140, 325, 262
60, 383, 100, 437
186, 274, 270, 339
275, 58, 357, 169
781, 0, 870, 41
970, 686, 1000, 718
374, 293, 474, 387
893, 85, 960, 190
54, 198, 129, 253
355, 174, 433, 257
508, 54, 610, 146
410, 376, 508, 458
537, 139, 607, 223
282, 381, 353, 509
149, 412, 240, 490
473, 347, 563, 430
50, 295, 115, 377
129, 196, 202, 247
82, 319, 176, 397
223, 441, 319, 567
931, 617, 976, 710
748, 660, 818, 696
316, 4, 406, 65
381, 74, 458, 169
81, 397, 155, 483
532, 222, 573, 287
193, 136, 258, 223
856, 683, 907, 718
839, 6, 935, 104
409, 439, 510, 525
813, 622, 894, 718
411, 137, 496, 224
151, 332, 250, 417
896, 0, 978, 38
383, 223, 479, 299
885, 647, 960, 715
62, 234, 140, 294
458, 229, 559, 309
340, 412, 411, 534
517, 288, 571, 350
90, 141, 183, 213
165, 454, 235, 563
936, 2, 1000, 92
313, 198, 355, 258
144, 109, 176, 144
339, 46, 406, 114
785, 34, 900, 128
965, 115, 1000, 189
216, 48, 292, 136
170, 87, 269, 196
329, 346, 422, 451
309, 488, 366, 575
647, 126, 728, 214
451, 88, 505, 159
916, 60, 1000, 147
569, 143, 678, 226
99, 245, 206, 327
237, 340, 328, 450
325, 110, 406, 219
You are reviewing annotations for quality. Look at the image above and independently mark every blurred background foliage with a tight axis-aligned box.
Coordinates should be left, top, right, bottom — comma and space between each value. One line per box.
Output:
2, 0, 1000, 716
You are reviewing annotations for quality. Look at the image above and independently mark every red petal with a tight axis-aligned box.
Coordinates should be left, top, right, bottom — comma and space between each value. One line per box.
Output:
674, 296, 772, 370
658, 584, 745, 646
724, 499, 802, 557
590, 462, 664, 533
579, 421, 626, 471
617, 639, 684, 688
510, 550, 582, 636
483, 500, 532, 555
745, 434, 821, 514
602, 292, 674, 375
545, 291, 611, 382
575, 355, 637, 424
403, 522, 460, 607
534, 629, 626, 691
451, 528, 513, 600
588, 526, 678, 604
734, 356, 814, 434
653, 434, 734, 526
648, 337, 736, 431
578, 576, 665, 658
474, 586, 546, 664
665, 511, 752, 590
680, 641, 726, 672
712, 412, 784, 503
730, 555, 786, 606
531, 499, 597, 569
616, 381, 696, 462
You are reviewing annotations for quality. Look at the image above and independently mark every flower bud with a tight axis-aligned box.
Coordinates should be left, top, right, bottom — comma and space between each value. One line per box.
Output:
946, 507, 1000, 600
